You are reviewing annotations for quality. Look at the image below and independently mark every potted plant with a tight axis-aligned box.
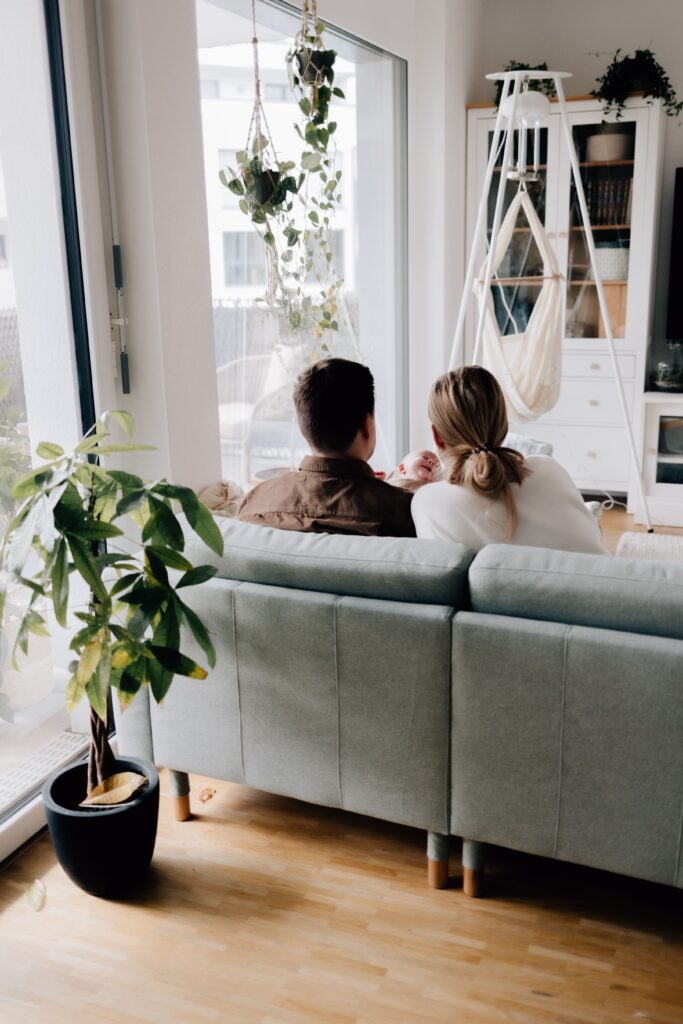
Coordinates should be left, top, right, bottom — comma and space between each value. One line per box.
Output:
494, 61, 555, 109
0, 410, 224, 898
592, 49, 683, 120
221, 137, 298, 223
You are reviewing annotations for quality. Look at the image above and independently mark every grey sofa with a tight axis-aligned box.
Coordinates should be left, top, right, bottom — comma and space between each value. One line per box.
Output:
116, 520, 683, 895
116, 519, 474, 888
452, 544, 683, 893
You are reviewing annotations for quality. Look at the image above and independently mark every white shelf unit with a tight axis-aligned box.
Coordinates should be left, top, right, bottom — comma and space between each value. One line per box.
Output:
632, 392, 683, 527
465, 96, 665, 496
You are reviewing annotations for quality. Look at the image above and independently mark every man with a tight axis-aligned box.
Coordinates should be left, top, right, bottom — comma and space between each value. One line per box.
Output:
238, 358, 415, 536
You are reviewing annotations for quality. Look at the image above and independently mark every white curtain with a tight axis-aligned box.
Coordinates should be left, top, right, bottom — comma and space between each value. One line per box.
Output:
473, 189, 563, 422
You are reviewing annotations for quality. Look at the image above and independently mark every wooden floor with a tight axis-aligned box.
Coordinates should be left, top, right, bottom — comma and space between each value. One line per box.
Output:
2, 773, 683, 1024
2, 506, 683, 1024
598, 505, 683, 553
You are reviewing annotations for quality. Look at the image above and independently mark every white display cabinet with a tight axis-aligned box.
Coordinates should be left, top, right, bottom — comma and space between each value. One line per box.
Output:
465, 96, 665, 496
633, 394, 683, 527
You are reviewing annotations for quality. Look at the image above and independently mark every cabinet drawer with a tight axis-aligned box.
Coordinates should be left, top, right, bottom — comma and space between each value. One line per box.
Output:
536, 379, 634, 425
563, 353, 636, 380
519, 424, 631, 487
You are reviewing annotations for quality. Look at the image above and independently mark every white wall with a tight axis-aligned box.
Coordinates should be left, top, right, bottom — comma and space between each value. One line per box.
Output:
478, 0, 683, 367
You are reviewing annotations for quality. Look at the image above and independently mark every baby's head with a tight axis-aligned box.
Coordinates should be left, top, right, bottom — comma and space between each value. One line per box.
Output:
398, 449, 441, 482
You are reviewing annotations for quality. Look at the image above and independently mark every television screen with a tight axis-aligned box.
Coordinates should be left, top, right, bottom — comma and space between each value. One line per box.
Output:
667, 167, 683, 341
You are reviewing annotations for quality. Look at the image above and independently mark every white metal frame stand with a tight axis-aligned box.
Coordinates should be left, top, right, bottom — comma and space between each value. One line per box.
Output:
449, 69, 653, 532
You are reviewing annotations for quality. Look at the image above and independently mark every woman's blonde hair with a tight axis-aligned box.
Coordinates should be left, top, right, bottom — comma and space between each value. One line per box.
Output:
428, 366, 531, 538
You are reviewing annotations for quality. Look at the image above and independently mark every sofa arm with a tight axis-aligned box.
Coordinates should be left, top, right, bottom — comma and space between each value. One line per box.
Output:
113, 685, 154, 764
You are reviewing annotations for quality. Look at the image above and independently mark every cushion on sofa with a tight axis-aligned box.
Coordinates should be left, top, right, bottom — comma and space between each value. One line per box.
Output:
181, 516, 474, 606
469, 544, 683, 641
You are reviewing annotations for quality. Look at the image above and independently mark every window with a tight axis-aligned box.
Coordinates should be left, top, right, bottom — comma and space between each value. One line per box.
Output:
200, 77, 219, 99
0, 0, 95, 854
223, 231, 266, 286
0, 233, 7, 268
197, 0, 408, 487
264, 81, 289, 103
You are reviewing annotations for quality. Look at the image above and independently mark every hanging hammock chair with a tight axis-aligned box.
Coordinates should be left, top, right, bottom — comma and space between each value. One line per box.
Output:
473, 187, 564, 422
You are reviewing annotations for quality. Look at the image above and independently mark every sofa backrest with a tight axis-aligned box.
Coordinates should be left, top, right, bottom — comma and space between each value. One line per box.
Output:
182, 517, 474, 606
469, 544, 683, 641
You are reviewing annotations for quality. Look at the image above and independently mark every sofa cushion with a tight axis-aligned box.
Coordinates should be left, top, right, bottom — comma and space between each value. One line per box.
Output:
469, 544, 683, 641
182, 516, 474, 606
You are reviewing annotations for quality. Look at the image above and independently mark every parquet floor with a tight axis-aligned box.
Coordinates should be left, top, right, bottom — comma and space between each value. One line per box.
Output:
2, 774, 683, 1024
2, 505, 683, 1023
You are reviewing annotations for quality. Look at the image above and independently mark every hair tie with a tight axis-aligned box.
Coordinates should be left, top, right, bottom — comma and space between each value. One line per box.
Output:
470, 444, 490, 456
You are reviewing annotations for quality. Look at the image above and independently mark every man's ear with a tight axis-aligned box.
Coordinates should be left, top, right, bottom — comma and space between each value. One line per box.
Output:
360, 411, 373, 440
431, 425, 446, 451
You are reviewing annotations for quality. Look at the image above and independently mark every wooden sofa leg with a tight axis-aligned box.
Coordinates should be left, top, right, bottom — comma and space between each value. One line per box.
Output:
169, 770, 191, 821
427, 832, 450, 889
462, 838, 485, 897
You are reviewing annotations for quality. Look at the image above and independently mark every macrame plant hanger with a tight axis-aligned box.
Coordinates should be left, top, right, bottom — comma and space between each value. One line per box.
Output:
448, 69, 654, 532
247, 0, 281, 302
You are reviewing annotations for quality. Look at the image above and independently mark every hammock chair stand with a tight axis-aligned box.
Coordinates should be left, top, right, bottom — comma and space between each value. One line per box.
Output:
449, 70, 655, 533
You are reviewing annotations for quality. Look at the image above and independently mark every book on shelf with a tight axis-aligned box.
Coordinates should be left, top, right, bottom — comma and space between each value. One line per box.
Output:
580, 176, 633, 226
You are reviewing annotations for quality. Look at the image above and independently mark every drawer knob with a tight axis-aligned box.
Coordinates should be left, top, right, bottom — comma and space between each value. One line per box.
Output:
586, 451, 598, 459
588, 399, 599, 406
590, 362, 600, 370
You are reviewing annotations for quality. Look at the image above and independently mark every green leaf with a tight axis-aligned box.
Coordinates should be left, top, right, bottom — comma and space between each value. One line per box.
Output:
263, 230, 275, 246
176, 564, 218, 589
239, 198, 248, 215
150, 646, 207, 680
12, 466, 54, 500
175, 491, 224, 556
67, 535, 108, 605
299, 97, 311, 116
35, 441, 64, 460
144, 547, 168, 587
143, 497, 184, 550
176, 597, 216, 670
50, 538, 70, 628
116, 489, 147, 516
86, 664, 108, 722
328, 121, 337, 134
146, 546, 193, 571
228, 178, 245, 196
301, 152, 322, 172
332, 87, 345, 99
87, 443, 154, 455
108, 469, 144, 490
107, 410, 135, 437
308, 211, 319, 225
109, 572, 142, 597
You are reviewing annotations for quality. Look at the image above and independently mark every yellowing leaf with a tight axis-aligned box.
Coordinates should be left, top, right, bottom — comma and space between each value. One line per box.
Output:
80, 771, 148, 807
198, 787, 216, 804
77, 636, 103, 684
25, 879, 46, 912
66, 675, 86, 712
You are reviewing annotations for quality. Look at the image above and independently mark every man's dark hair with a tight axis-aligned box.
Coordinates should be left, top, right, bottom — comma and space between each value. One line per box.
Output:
293, 358, 375, 453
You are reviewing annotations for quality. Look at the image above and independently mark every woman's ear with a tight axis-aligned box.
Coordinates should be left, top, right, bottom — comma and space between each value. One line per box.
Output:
431, 425, 446, 451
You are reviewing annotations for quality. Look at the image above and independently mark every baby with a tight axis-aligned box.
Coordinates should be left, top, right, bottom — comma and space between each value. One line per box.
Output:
386, 449, 442, 492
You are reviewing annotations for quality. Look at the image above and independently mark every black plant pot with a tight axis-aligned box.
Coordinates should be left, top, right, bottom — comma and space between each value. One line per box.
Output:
251, 169, 280, 205
296, 48, 330, 85
42, 756, 159, 899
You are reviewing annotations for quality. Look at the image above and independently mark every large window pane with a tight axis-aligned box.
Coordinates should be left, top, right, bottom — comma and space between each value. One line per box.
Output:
0, 0, 90, 828
196, 0, 408, 486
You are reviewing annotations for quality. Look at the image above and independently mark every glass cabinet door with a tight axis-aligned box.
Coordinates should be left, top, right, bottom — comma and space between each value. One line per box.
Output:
565, 121, 636, 341
485, 126, 550, 337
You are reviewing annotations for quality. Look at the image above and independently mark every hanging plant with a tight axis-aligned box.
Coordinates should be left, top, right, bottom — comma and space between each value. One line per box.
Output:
219, 0, 346, 356
592, 49, 683, 120
494, 61, 555, 109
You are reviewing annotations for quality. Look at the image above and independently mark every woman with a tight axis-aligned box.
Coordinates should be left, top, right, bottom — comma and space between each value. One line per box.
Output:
411, 366, 607, 554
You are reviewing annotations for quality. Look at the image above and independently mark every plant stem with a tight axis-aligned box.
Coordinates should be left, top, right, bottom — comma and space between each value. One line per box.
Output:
88, 704, 117, 794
